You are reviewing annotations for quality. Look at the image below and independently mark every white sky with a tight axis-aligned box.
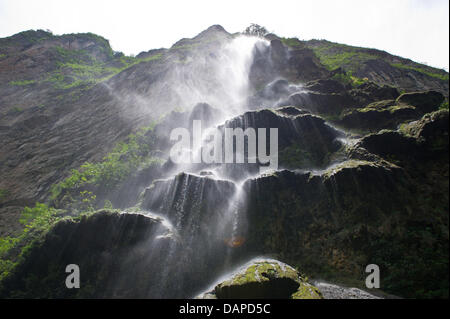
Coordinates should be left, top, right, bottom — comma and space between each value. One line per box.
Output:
0, 0, 448, 70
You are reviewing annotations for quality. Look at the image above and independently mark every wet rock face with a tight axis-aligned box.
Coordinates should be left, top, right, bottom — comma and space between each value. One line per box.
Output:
358, 130, 421, 159
0, 211, 177, 298
141, 173, 237, 233
188, 102, 223, 129
152, 102, 223, 150
353, 109, 448, 162
248, 37, 329, 91
140, 173, 248, 295
223, 108, 342, 159
241, 160, 408, 274
400, 109, 449, 145
199, 259, 322, 299
396, 91, 444, 114
262, 79, 292, 97
277, 80, 400, 118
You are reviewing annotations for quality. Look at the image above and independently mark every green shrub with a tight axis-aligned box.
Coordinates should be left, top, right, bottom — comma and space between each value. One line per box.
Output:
331, 72, 366, 87
0, 203, 61, 281
439, 100, 449, 110
50, 124, 162, 202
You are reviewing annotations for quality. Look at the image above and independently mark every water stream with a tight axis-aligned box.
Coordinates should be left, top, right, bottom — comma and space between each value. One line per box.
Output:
136, 35, 348, 297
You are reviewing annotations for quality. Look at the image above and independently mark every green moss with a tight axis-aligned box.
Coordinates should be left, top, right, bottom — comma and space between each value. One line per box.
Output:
0, 203, 63, 282
139, 53, 163, 63
391, 63, 449, 81
387, 104, 415, 114
322, 159, 396, 180
221, 261, 299, 287
308, 41, 378, 72
399, 109, 448, 138
350, 100, 414, 115
331, 72, 367, 87
291, 283, 322, 299
281, 37, 302, 48
9, 80, 36, 86
216, 261, 322, 299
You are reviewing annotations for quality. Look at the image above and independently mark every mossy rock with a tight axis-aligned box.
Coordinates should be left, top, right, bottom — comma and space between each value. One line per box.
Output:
396, 91, 444, 114
213, 260, 322, 299
399, 109, 448, 141
339, 100, 418, 132
0, 210, 177, 298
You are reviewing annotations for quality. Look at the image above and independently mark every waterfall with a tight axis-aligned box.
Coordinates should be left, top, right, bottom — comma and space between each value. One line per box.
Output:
134, 36, 277, 297
136, 34, 325, 297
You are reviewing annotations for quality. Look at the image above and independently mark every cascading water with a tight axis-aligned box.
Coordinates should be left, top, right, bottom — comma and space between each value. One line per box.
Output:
132, 36, 273, 297
135, 34, 344, 297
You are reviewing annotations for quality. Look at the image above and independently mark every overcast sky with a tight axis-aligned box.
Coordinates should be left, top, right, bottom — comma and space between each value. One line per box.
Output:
0, 0, 448, 70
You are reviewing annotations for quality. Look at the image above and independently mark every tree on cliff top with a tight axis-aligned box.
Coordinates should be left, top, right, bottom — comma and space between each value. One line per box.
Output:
244, 24, 268, 37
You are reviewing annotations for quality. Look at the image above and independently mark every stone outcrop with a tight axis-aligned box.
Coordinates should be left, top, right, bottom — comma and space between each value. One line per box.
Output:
198, 259, 322, 299
0, 211, 177, 298
338, 91, 444, 132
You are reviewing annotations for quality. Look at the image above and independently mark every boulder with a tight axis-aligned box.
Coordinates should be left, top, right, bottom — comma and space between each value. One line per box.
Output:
205, 259, 322, 299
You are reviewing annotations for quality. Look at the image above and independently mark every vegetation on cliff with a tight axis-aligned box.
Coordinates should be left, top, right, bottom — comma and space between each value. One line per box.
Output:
306, 39, 449, 82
